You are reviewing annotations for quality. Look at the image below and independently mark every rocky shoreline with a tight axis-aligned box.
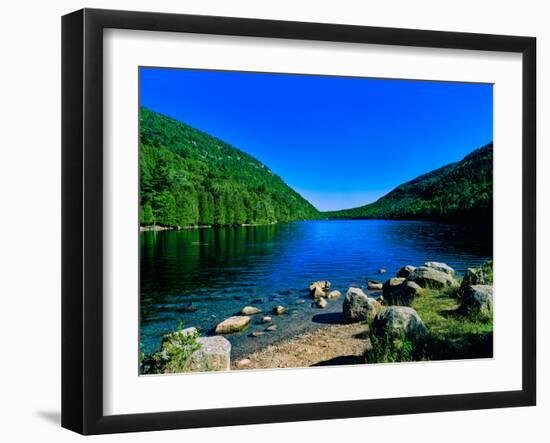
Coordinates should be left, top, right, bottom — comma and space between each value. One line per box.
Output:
141, 260, 493, 374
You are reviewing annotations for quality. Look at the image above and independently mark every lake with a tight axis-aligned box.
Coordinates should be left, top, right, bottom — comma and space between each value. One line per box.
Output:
140, 219, 492, 359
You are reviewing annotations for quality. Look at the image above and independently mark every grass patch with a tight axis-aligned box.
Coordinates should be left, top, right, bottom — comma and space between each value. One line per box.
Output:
366, 284, 493, 364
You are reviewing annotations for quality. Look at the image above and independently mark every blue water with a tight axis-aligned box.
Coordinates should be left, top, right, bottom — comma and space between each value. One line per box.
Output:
140, 220, 491, 358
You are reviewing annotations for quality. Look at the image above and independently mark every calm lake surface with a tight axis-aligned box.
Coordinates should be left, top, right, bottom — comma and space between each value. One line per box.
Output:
140, 220, 491, 358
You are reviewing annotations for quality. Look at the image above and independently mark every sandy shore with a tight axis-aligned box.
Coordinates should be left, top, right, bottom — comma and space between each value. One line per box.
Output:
231, 322, 372, 370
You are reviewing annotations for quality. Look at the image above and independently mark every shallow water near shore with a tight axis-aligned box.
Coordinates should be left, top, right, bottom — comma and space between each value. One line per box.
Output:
140, 219, 491, 360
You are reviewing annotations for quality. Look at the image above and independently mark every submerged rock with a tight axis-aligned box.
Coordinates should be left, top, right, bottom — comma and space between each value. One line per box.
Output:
406, 266, 458, 289
372, 306, 426, 340
261, 316, 272, 323
397, 265, 416, 279
240, 306, 262, 316
215, 315, 250, 334
378, 269, 387, 274
273, 305, 286, 315
251, 330, 264, 337
327, 290, 341, 299
458, 285, 493, 320
343, 287, 381, 322
424, 261, 455, 276
265, 324, 278, 332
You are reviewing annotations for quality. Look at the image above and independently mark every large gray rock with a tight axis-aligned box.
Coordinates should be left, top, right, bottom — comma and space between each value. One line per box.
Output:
343, 287, 381, 322
458, 285, 494, 320
407, 266, 458, 289
384, 281, 422, 306
186, 336, 231, 372
215, 315, 250, 334
397, 265, 416, 278
372, 306, 427, 339
460, 267, 490, 292
425, 261, 455, 276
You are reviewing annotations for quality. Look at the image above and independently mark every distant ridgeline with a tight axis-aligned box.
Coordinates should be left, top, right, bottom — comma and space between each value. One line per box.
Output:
324, 143, 493, 223
139, 107, 320, 227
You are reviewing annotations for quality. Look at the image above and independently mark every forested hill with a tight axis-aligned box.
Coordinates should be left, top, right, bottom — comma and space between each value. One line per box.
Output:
325, 143, 493, 222
139, 108, 320, 227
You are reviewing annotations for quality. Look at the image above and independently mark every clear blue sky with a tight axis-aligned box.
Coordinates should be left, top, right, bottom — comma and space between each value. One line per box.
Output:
140, 67, 493, 211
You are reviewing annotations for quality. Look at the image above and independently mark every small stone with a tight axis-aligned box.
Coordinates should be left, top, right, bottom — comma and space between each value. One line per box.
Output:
261, 316, 272, 323
295, 299, 306, 304
327, 290, 341, 299
378, 269, 387, 274
251, 331, 264, 337
266, 325, 278, 332
240, 306, 262, 316
215, 316, 250, 334
309, 280, 331, 299
316, 297, 328, 308
367, 281, 383, 290
273, 305, 286, 315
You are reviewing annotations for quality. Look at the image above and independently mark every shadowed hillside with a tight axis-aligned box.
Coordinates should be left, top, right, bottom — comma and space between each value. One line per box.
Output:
325, 143, 493, 224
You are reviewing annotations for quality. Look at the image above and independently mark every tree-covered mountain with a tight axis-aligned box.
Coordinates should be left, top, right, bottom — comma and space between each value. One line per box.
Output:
139, 108, 320, 227
325, 143, 493, 222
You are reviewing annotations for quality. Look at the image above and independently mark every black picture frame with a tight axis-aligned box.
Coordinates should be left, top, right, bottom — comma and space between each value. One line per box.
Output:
62, 8, 536, 435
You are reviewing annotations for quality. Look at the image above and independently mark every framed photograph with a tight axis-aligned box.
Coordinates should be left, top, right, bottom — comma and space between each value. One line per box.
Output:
62, 8, 536, 435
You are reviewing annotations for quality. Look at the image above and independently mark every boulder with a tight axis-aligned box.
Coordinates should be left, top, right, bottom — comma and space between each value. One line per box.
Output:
185, 336, 231, 372
372, 306, 427, 339
384, 281, 422, 306
273, 305, 286, 315
327, 290, 341, 299
425, 261, 455, 276
383, 277, 406, 295
215, 315, 250, 334
309, 280, 331, 299
397, 265, 416, 278
240, 306, 262, 316
343, 287, 381, 322
460, 267, 490, 293
458, 285, 494, 320
406, 266, 458, 289
367, 281, 383, 290
316, 298, 328, 308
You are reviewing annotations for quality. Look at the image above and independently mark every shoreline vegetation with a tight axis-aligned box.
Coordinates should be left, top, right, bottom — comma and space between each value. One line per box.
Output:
140, 260, 493, 374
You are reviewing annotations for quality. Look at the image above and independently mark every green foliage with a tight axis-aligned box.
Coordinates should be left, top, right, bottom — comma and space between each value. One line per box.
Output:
326, 143, 493, 223
151, 322, 202, 374
366, 327, 415, 363
139, 107, 320, 227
